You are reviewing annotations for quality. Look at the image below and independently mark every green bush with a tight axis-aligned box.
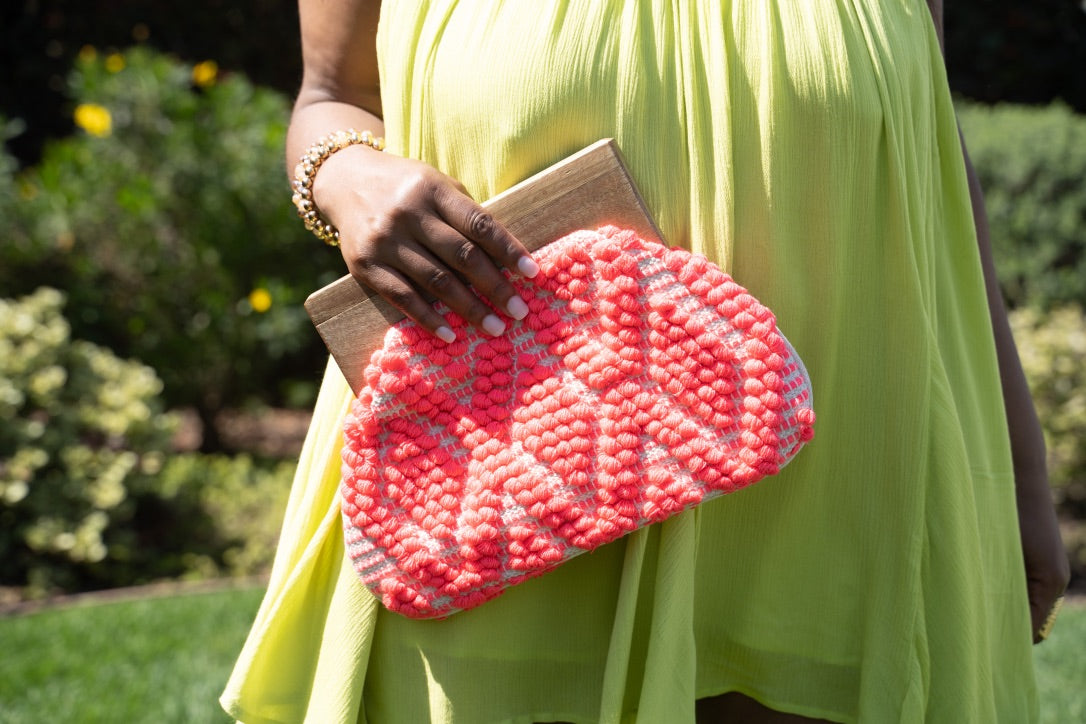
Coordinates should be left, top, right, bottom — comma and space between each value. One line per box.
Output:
151, 452, 293, 579
1010, 305, 1086, 587
0, 288, 294, 595
958, 101, 1086, 311
0, 287, 177, 592
0, 47, 339, 448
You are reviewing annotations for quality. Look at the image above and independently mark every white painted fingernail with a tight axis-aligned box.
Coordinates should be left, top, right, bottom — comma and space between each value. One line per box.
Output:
517, 256, 540, 278
506, 295, 529, 320
435, 326, 456, 344
481, 314, 506, 337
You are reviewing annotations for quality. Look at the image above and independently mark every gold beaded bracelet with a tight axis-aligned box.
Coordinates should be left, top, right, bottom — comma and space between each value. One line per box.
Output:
1037, 595, 1065, 642
291, 129, 385, 246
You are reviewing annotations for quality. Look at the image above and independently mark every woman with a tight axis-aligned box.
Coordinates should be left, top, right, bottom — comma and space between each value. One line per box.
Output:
222, 1, 1068, 721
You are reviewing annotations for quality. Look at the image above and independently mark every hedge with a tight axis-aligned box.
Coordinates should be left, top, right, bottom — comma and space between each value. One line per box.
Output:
0, 287, 293, 595
1011, 305, 1086, 587
958, 101, 1086, 311
0, 47, 341, 449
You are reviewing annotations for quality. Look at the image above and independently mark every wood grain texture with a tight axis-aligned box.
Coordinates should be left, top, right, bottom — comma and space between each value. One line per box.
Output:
305, 139, 662, 394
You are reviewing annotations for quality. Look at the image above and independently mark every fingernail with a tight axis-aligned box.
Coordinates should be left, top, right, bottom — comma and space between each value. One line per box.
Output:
435, 326, 456, 344
517, 256, 540, 278
481, 314, 506, 337
506, 295, 529, 320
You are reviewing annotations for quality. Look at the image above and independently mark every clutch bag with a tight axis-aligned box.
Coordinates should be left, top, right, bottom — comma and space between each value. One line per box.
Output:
340, 225, 815, 619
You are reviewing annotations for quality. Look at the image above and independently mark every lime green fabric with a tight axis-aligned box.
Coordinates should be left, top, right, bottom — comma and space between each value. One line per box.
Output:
221, 1, 1037, 722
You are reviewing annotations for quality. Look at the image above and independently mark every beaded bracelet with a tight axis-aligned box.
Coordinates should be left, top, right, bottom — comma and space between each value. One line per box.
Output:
1038, 595, 1065, 641
291, 129, 385, 246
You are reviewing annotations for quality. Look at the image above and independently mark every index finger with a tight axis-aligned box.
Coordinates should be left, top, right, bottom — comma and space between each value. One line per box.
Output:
433, 186, 540, 279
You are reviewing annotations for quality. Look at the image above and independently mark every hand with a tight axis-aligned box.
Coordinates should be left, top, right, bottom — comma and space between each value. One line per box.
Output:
312, 144, 539, 342
1016, 466, 1070, 643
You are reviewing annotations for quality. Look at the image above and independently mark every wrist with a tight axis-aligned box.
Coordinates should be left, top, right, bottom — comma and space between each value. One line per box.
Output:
309, 143, 383, 226
291, 128, 385, 246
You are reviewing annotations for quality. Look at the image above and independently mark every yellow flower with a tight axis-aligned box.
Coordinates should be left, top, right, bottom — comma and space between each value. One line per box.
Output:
105, 53, 126, 73
248, 288, 272, 313
18, 181, 38, 200
78, 45, 97, 63
192, 60, 219, 88
73, 103, 112, 137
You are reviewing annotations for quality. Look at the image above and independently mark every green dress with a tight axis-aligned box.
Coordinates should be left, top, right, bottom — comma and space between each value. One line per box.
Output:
221, 1, 1037, 721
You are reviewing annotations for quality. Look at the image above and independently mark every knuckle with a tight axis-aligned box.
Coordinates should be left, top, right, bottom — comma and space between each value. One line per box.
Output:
503, 239, 523, 259
384, 286, 416, 311
400, 169, 442, 203
487, 278, 515, 300
463, 301, 492, 325
426, 268, 457, 295
453, 240, 484, 270
347, 251, 377, 276
371, 211, 407, 243
350, 215, 395, 255
466, 209, 495, 240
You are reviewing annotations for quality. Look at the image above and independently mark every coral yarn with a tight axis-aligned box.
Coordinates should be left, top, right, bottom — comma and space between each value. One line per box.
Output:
341, 226, 815, 619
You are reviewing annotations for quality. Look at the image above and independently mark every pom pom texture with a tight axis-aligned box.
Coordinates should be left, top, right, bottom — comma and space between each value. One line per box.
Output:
341, 227, 815, 618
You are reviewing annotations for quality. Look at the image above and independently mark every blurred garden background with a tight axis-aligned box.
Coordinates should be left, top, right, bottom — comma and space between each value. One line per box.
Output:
1, 1, 1085, 721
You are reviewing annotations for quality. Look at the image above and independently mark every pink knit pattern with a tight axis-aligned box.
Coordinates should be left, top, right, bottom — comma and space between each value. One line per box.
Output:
341, 226, 815, 618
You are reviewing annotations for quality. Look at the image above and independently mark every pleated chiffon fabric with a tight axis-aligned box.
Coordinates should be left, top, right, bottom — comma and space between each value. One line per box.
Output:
221, 1, 1038, 722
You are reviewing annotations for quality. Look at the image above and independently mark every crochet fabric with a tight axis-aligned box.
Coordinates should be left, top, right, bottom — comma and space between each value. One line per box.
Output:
341, 226, 815, 619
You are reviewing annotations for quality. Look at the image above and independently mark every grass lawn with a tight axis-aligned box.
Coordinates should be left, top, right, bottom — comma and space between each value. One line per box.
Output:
0, 585, 264, 723
0, 587, 1082, 722
1033, 596, 1086, 723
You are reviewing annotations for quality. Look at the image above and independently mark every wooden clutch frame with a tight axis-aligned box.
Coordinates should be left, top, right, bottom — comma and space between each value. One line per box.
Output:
304, 139, 663, 394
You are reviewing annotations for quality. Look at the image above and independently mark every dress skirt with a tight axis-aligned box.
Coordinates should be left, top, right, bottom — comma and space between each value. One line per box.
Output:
222, 1, 1038, 721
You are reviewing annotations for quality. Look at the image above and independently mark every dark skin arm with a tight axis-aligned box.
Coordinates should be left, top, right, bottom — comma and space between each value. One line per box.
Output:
290, 0, 537, 343
925, 0, 1070, 642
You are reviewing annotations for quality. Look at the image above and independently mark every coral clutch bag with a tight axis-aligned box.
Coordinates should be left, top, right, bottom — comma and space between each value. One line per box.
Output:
306, 142, 815, 619
341, 227, 814, 618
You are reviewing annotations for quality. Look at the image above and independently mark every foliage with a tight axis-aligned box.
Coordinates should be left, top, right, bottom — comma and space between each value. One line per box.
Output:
151, 452, 293, 579
0, 288, 294, 595
958, 101, 1086, 311
1, 0, 303, 166
0, 47, 338, 448
1011, 305, 1086, 588
0, 287, 177, 592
